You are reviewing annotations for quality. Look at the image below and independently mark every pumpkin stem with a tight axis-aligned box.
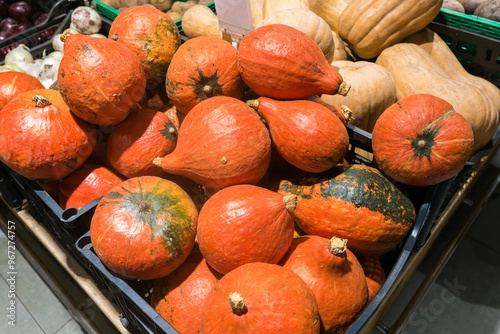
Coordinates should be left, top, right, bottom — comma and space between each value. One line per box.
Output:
338, 81, 351, 96
229, 292, 247, 316
110, 34, 118, 41
139, 201, 150, 213
246, 99, 260, 110
203, 85, 213, 96
328, 236, 347, 256
152, 157, 163, 168
340, 105, 354, 123
32, 95, 51, 108
282, 193, 299, 212
60, 29, 73, 43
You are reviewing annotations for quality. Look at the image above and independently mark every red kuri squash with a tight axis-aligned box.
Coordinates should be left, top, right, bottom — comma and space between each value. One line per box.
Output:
357, 255, 386, 303
90, 176, 198, 280
372, 94, 474, 186
0, 71, 44, 109
201, 262, 321, 333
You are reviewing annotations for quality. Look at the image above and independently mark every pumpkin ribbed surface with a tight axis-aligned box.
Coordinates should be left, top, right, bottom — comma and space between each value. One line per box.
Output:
0, 71, 44, 109
90, 176, 198, 280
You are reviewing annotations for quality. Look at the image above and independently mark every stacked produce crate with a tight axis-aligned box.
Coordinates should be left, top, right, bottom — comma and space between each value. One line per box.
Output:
0, 1, 499, 334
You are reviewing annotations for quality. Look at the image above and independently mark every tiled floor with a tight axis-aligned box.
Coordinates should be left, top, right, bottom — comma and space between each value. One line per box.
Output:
0, 156, 499, 334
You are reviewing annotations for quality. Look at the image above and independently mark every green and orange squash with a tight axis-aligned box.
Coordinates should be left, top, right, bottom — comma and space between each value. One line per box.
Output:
90, 176, 198, 280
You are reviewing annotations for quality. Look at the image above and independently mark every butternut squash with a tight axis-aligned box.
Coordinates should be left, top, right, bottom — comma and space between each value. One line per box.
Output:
321, 60, 397, 132
258, 9, 335, 62
402, 28, 500, 114
375, 43, 499, 151
338, 0, 444, 59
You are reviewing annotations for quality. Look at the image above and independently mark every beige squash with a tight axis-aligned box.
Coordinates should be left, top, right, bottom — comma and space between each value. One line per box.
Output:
331, 30, 354, 61
249, 0, 265, 27
402, 28, 500, 115
308, 0, 352, 32
321, 60, 397, 132
181, 5, 223, 39
338, 0, 443, 59
375, 43, 499, 151
262, 0, 310, 20
258, 9, 335, 62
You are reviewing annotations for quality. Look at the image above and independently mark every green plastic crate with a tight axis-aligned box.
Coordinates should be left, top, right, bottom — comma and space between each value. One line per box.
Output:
93, 0, 216, 34
434, 8, 500, 40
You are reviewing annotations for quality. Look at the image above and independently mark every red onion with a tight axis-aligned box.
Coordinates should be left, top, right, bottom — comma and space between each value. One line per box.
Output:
9, 1, 33, 21
0, 17, 17, 32
6, 22, 30, 37
0, 30, 6, 41
34, 12, 48, 25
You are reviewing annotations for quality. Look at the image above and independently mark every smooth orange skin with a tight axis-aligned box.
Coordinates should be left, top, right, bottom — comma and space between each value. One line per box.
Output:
58, 163, 124, 209
280, 236, 369, 333
372, 94, 474, 186
107, 108, 178, 178
357, 255, 386, 303
166, 36, 247, 115
201, 262, 321, 334
151, 249, 222, 334
254, 97, 349, 172
0, 71, 44, 109
0, 89, 97, 181
159, 96, 271, 193
237, 24, 344, 100
197, 184, 295, 274
109, 6, 181, 83
58, 34, 147, 126
90, 176, 198, 280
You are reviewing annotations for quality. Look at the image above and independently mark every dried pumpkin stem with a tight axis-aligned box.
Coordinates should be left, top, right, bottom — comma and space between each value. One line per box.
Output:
203, 85, 213, 96
282, 193, 299, 212
328, 236, 347, 255
152, 157, 163, 168
60, 29, 73, 43
229, 292, 247, 316
32, 95, 51, 108
340, 105, 354, 123
246, 99, 260, 110
338, 81, 351, 96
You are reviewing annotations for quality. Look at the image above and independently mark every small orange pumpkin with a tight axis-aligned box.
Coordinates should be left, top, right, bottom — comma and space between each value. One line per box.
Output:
0, 71, 44, 109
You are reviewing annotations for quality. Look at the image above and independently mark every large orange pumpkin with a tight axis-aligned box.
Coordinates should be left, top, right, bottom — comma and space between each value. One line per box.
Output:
58, 33, 147, 126
201, 262, 321, 333
237, 24, 348, 100
280, 236, 368, 333
196, 184, 297, 274
165, 36, 247, 115
0, 89, 97, 182
0, 71, 44, 109
90, 176, 198, 280
109, 6, 181, 84
372, 94, 474, 186
155, 96, 271, 193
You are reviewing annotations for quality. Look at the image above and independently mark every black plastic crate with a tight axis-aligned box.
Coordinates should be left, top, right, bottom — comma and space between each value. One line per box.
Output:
0, 163, 24, 209
72, 123, 481, 334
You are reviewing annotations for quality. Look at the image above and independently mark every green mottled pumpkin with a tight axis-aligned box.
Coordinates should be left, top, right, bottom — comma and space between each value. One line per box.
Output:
278, 164, 416, 256
90, 176, 198, 280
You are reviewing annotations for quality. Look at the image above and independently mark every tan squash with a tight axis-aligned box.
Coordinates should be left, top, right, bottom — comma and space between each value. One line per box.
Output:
375, 43, 499, 151
308, 0, 352, 32
262, 0, 310, 20
249, 0, 265, 27
258, 8, 335, 62
402, 28, 500, 114
338, 0, 443, 59
181, 5, 223, 39
331, 30, 354, 61
321, 60, 397, 132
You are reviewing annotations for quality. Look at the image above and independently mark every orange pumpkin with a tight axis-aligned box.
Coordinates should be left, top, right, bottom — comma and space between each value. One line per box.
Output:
201, 262, 321, 333
280, 236, 368, 333
278, 164, 416, 256
58, 33, 147, 126
248, 97, 349, 172
109, 6, 181, 84
0, 71, 44, 109
90, 176, 198, 280
197, 184, 297, 274
357, 255, 386, 303
237, 24, 348, 100
166, 36, 247, 115
58, 162, 124, 209
372, 94, 474, 186
151, 247, 222, 333
0, 89, 97, 182
107, 108, 178, 178
156, 96, 271, 193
